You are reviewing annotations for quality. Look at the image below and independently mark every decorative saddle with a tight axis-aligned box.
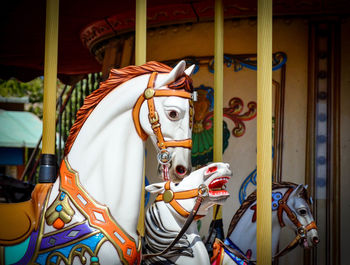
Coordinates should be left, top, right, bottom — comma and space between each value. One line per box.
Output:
0, 183, 52, 245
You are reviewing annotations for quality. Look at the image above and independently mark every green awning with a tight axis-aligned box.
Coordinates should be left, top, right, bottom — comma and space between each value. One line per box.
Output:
0, 110, 42, 148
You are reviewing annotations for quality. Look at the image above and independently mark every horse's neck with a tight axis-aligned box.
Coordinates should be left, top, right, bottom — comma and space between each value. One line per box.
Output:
156, 201, 188, 231
155, 201, 210, 265
228, 208, 281, 258
156, 201, 202, 243
64, 80, 146, 241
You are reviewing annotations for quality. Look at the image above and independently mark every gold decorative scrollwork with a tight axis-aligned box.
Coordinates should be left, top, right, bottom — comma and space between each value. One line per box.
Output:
45, 237, 107, 265
45, 192, 75, 229
203, 97, 257, 137
223, 97, 257, 137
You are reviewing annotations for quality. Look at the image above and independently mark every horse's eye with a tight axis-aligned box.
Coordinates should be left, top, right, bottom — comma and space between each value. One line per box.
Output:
167, 110, 179, 120
298, 209, 307, 216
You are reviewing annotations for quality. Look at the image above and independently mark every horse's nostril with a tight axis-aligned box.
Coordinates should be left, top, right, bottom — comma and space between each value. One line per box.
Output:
312, 236, 319, 245
176, 165, 187, 176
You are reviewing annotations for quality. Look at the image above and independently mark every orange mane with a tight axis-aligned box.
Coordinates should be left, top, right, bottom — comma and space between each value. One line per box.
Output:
64, 61, 172, 156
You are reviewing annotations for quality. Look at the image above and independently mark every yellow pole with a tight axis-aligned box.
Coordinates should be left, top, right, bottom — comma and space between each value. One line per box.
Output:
213, 0, 223, 163
213, 0, 224, 220
257, 0, 272, 264
42, 0, 59, 155
135, 0, 147, 238
135, 0, 147, 65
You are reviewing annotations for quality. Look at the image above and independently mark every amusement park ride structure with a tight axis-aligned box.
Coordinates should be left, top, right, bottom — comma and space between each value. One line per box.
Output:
1, 0, 349, 264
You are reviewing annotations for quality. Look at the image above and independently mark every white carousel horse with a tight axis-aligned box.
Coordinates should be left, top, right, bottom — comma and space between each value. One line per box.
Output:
211, 182, 319, 265
143, 162, 232, 265
0, 61, 197, 265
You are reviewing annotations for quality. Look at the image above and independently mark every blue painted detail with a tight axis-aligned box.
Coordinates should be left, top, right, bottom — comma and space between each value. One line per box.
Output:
239, 146, 275, 204
310, 196, 314, 205
316, 177, 327, 187
239, 168, 257, 204
317, 156, 326, 165
272, 52, 288, 71
224, 238, 253, 265
318, 113, 327, 122
50, 255, 58, 264
208, 52, 287, 73
272, 202, 279, 210
193, 64, 200, 74
272, 192, 283, 210
4, 236, 30, 265
145, 177, 150, 206
60, 192, 66, 201
55, 205, 63, 212
273, 192, 282, 200
317, 135, 327, 143
224, 238, 244, 254
48, 237, 57, 246
91, 256, 99, 262
224, 248, 245, 265
178, 59, 200, 75
195, 85, 214, 110
35, 233, 104, 265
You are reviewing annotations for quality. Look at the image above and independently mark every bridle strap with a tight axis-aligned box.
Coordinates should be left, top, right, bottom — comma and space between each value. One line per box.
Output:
156, 181, 199, 200
142, 195, 204, 260
277, 188, 300, 228
305, 221, 317, 231
272, 219, 317, 260
215, 238, 256, 264
277, 188, 317, 233
132, 72, 192, 149
155, 181, 205, 220
219, 187, 319, 264
274, 187, 318, 259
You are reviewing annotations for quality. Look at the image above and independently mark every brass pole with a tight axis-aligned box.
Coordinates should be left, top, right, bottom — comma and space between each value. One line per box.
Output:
257, 0, 272, 264
135, 0, 147, 65
213, 0, 223, 162
42, 0, 59, 155
213, 0, 224, 220
135, 0, 147, 237
38, 0, 60, 183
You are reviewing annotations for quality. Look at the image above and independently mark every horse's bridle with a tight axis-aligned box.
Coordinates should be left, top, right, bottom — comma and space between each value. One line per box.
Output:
273, 187, 317, 257
217, 186, 318, 264
143, 182, 209, 260
132, 72, 193, 164
278, 188, 317, 238
155, 181, 208, 220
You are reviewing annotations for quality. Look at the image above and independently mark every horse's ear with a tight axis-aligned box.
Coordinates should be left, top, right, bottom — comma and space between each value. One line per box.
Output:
145, 182, 165, 194
184, 64, 195, 76
291, 184, 304, 197
157, 60, 186, 87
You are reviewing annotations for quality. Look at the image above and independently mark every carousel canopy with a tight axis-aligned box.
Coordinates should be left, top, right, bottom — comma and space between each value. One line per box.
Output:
0, 0, 348, 83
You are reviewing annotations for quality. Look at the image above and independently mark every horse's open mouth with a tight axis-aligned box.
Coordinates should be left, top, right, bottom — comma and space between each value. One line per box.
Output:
208, 176, 230, 196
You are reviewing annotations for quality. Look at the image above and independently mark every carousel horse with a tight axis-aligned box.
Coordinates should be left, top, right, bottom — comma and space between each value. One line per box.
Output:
143, 163, 232, 265
0, 60, 197, 265
211, 182, 319, 265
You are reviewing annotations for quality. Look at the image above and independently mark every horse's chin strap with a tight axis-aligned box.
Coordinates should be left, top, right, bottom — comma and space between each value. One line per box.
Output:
143, 184, 209, 260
